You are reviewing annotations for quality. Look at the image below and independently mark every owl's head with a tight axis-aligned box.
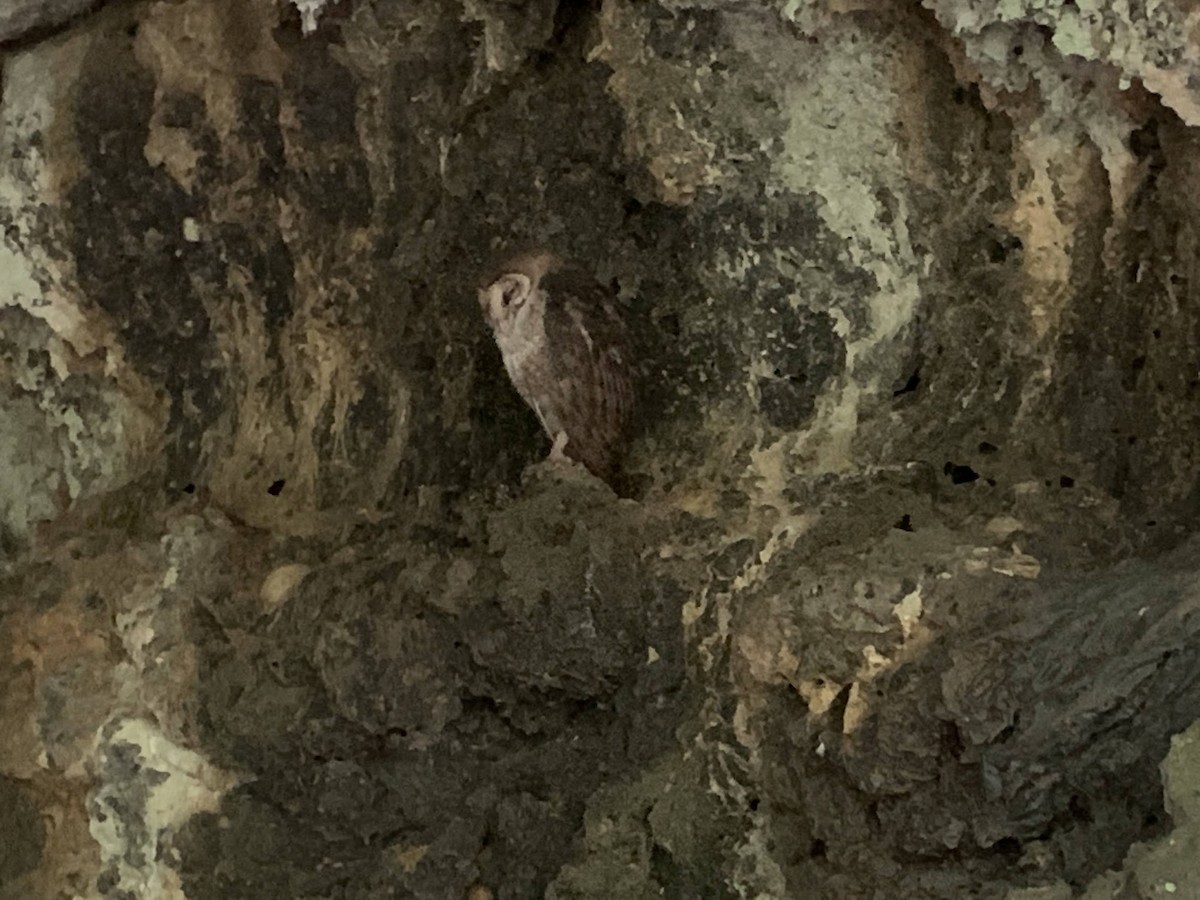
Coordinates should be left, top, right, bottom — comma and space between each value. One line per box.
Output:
478, 250, 560, 337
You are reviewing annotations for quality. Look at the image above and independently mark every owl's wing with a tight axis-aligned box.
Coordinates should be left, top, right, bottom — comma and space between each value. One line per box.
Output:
541, 270, 635, 479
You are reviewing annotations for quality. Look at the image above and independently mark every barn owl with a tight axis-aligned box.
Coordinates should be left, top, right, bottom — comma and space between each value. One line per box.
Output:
478, 250, 633, 482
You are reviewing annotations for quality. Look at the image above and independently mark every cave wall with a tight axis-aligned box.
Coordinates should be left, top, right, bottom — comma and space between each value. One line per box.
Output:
3, 1, 1200, 898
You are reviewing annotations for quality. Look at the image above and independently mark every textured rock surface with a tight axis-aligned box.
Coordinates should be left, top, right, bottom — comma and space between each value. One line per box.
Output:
3, 0, 1200, 897
0, 0, 107, 45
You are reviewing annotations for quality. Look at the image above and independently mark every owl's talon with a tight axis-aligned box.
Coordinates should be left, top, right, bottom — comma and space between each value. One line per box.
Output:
540, 431, 583, 474
521, 449, 587, 487
548, 431, 571, 463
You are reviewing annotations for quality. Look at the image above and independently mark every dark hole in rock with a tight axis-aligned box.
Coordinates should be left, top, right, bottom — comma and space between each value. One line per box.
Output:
1060, 475, 1075, 488
1068, 794, 1093, 824
978, 441, 998, 454
894, 513, 914, 532
182, 483, 195, 493
944, 463, 980, 484
893, 369, 921, 397
828, 683, 853, 731
810, 839, 827, 859
267, 479, 286, 496
1129, 121, 1161, 158
940, 721, 964, 757
992, 837, 1022, 857
659, 312, 681, 337
988, 235, 1022, 263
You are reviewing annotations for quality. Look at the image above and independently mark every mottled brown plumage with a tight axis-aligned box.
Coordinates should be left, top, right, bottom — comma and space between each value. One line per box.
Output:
478, 250, 633, 482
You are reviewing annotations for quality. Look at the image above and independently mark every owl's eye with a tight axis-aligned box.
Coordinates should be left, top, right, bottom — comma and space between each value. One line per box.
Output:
502, 284, 522, 308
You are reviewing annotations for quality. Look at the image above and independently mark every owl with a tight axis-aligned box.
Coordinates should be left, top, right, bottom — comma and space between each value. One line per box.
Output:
478, 250, 634, 482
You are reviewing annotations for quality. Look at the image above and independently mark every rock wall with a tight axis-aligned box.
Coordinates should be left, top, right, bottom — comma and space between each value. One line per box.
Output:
3, 1, 1200, 898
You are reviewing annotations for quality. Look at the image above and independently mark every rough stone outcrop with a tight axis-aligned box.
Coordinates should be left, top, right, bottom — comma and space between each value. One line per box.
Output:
3, 1, 1200, 898
0, 0, 107, 45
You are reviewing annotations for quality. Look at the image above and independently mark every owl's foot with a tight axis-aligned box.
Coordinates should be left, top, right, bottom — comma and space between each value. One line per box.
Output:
543, 431, 584, 474
522, 432, 591, 487
548, 431, 571, 463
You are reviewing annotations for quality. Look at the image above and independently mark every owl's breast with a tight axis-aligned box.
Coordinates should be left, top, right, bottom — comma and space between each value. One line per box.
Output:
496, 330, 540, 383
492, 322, 548, 401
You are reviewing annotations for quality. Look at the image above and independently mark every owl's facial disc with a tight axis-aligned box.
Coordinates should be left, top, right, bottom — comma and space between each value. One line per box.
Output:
481, 272, 534, 331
